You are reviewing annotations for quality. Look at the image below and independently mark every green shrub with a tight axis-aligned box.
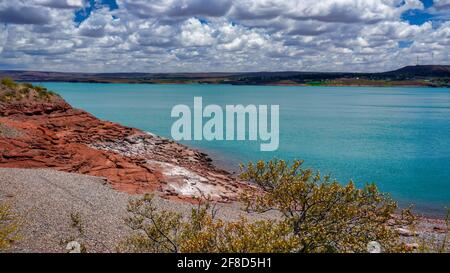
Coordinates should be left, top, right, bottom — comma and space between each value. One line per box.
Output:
1, 77, 18, 89
0, 91, 16, 102
0, 78, 56, 101
34, 85, 56, 101
240, 159, 414, 253
0, 203, 20, 251
21, 83, 34, 89
118, 194, 297, 253
119, 159, 422, 253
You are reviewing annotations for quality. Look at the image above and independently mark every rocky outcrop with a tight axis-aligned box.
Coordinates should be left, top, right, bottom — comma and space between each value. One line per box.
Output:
89, 134, 245, 201
0, 83, 250, 201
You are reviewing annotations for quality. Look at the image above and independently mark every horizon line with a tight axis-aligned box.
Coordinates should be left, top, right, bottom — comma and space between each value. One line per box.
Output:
1, 64, 447, 75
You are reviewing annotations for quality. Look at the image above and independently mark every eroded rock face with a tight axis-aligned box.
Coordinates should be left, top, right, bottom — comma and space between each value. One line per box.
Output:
89, 135, 246, 202
0, 107, 163, 194
0, 84, 249, 201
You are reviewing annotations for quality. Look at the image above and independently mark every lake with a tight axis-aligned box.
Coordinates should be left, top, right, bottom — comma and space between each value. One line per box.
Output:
38, 82, 450, 216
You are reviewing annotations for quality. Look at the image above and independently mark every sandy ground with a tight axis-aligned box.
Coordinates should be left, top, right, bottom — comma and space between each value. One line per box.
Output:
0, 168, 264, 253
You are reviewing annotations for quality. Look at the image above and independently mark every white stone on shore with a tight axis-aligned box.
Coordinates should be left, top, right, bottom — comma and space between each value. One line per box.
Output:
367, 241, 382, 253
66, 241, 82, 253
396, 228, 418, 237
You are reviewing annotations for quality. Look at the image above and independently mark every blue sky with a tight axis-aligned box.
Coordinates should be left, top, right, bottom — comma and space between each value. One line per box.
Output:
401, 0, 441, 25
75, 0, 118, 24
0, 0, 448, 73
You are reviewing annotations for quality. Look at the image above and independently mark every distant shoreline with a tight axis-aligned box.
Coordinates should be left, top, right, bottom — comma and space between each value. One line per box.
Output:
25, 80, 450, 88
2, 65, 450, 87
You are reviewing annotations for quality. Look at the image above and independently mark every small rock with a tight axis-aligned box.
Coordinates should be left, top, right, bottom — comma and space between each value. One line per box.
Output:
396, 228, 418, 237
432, 226, 446, 233
367, 241, 382, 253
66, 241, 82, 253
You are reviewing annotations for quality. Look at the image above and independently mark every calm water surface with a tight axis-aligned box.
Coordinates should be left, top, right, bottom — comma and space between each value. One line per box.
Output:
38, 83, 450, 215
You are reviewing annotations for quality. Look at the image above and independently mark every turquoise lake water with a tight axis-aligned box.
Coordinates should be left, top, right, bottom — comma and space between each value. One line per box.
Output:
38, 83, 450, 215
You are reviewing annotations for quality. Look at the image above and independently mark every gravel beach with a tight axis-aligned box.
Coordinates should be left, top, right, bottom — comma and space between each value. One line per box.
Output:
0, 168, 265, 253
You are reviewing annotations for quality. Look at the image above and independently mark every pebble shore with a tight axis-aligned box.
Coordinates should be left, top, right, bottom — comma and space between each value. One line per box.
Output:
0, 168, 266, 253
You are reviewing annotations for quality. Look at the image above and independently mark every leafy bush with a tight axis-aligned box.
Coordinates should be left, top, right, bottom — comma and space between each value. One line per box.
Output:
21, 83, 34, 89
119, 160, 421, 253
0, 203, 20, 251
0, 79, 56, 102
118, 194, 298, 253
0, 91, 16, 102
1, 77, 17, 89
240, 159, 414, 253
34, 85, 56, 101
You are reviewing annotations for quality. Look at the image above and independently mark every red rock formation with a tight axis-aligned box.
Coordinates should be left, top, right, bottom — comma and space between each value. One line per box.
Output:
0, 83, 249, 201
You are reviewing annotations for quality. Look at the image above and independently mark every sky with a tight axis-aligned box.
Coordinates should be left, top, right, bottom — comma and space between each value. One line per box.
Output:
0, 0, 449, 73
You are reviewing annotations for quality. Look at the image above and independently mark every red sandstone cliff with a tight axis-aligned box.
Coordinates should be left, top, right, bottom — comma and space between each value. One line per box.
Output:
0, 82, 247, 201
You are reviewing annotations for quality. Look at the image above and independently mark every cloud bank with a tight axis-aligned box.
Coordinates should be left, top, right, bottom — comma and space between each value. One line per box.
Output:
0, 0, 448, 72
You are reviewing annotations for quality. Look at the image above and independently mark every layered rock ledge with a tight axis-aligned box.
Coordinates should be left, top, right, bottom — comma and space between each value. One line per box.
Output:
0, 83, 250, 202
